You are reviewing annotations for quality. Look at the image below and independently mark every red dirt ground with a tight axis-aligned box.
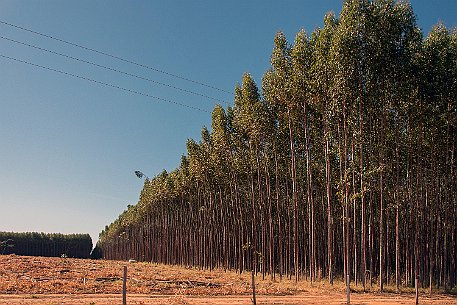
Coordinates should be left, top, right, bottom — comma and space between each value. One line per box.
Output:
1, 255, 456, 304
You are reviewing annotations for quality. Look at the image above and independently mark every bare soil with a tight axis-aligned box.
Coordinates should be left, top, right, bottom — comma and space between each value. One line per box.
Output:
1, 255, 456, 304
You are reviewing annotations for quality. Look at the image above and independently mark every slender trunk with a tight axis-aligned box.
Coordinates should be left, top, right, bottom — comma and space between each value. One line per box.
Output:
249, 146, 257, 276
395, 129, 400, 292
274, 149, 283, 280
352, 141, 358, 286
266, 162, 274, 280
303, 101, 315, 283
338, 121, 347, 281
325, 123, 333, 285
379, 115, 384, 292
344, 108, 350, 287
287, 107, 299, 282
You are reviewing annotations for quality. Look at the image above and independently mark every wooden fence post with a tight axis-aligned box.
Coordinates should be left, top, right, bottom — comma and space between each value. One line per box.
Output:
123, 265, 127, 305
347, 274, 350, 305
251, 267, 257, 305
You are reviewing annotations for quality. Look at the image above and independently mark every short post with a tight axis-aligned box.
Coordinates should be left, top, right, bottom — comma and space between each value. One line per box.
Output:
347, 274, 350, 305
123, 265, 127, 305
251, 268, 257, 305
415, 277, 419, 305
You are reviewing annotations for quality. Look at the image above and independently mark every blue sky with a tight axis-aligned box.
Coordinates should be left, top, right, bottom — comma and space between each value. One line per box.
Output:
0, 1, 456, 245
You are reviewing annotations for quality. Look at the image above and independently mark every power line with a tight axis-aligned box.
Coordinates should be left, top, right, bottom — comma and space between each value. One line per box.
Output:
0, 53, 209, 113
0, 19, 233, 95
0, 35, 225, 105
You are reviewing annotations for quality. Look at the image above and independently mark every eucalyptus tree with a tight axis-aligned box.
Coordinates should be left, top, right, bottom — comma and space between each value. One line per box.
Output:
262, 68, 292, 279
366, 1, 419, 290
330, 0, 368, 286
263, 31, 307, 281
186, 137, 206, 266
95, 0, 457, 292
450, 29, 457, 289
421, 24, 457, 290
310, 11, 338, 285
290, 28, 318, 281
226, 103, 252, 274
0, 232, 92, 258
210, 105, 232, 269
232, 73, 272, 277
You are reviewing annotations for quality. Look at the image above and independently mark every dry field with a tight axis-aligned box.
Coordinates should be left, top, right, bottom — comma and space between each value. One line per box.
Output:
0, 254, 456, 304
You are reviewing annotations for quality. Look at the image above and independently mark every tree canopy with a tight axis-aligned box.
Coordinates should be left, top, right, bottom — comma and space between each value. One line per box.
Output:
98, 0, 456, 291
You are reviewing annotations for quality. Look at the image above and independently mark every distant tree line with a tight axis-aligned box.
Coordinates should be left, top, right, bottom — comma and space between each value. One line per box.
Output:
97, 0, 456, 291
0, 231, 93, 258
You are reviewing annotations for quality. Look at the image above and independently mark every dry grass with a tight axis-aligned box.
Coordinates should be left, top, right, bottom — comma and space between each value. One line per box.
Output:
0, 254, 455, 299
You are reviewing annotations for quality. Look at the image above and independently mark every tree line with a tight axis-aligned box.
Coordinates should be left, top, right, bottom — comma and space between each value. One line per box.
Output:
97, 0, 456, 291
0, 231, 93, 258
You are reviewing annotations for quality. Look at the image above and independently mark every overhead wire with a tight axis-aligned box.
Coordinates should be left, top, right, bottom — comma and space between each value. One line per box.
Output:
0, 35, 225, 105
0, 53, 209, 113
0, 19, 233, 95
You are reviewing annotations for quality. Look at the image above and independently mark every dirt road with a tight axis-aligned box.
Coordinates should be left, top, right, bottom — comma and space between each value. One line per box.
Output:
1, 293, 456, 305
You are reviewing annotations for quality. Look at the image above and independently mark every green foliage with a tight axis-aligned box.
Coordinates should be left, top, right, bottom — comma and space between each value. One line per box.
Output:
98, 0, 457, 289
0, 232, 92, 258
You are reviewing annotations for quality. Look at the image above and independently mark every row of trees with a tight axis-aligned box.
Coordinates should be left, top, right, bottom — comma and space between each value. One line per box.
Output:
97, 0, 456, 291
0, 231, 93, 258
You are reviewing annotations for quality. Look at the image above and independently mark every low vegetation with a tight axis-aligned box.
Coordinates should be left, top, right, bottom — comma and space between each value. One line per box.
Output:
0, 231, 92, 258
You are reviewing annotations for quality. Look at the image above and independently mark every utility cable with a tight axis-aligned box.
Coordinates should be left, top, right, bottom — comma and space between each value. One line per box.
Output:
0, 53, 209, 113
0, 35, 224, 104
0, 19, 233, 95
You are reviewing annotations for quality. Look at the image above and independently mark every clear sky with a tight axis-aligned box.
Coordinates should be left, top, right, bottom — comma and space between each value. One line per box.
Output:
0, 1, 456, 245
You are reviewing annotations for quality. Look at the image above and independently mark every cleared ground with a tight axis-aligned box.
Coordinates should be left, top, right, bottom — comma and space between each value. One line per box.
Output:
0, 255, 456, 304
